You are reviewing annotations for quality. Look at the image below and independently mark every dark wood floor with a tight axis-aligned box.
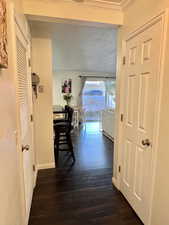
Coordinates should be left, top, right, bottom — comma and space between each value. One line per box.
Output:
29, 122, 143, 225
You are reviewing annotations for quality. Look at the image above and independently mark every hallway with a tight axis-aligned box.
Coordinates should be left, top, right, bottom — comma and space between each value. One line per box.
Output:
29, 123, 143, 225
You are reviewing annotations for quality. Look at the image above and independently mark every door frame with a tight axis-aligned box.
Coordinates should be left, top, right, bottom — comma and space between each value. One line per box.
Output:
9, 3, 26, 225
114, 9, 169, 225
9, 3, 35, 225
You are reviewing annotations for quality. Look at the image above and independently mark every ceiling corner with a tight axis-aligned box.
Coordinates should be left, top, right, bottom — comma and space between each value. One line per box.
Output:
121, 0, 134, 9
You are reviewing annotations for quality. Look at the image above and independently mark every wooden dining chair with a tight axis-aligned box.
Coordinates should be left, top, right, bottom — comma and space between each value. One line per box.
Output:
53, 106, 75, 166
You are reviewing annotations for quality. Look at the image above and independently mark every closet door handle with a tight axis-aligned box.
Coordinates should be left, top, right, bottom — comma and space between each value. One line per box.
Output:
142, 139, 151, 147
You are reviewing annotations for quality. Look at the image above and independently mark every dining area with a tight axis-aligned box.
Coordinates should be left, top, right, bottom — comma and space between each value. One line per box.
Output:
53, 105, 79, 166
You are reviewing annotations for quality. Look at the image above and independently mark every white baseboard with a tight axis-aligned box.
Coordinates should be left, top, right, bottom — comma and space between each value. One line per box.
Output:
34, 166, 38, 187
112, 177, 119, 190
37, 162, 55, 170
102, 130, 114, 142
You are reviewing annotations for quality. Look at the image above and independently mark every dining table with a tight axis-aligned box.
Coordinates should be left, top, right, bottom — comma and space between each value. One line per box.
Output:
53, 105, 80, 128
53, 105, 65, 121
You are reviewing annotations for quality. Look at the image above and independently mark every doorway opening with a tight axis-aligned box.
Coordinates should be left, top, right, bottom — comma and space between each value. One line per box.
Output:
31, 20, 118, 173
29, 9, 166, 225
30, 15, 148, 225
51, 22, 117, 171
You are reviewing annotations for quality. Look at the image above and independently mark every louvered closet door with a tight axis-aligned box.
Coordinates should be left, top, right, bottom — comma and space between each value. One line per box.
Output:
16, 34, 34, 222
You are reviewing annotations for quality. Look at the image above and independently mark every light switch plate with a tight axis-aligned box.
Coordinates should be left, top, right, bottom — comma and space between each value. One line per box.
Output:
39, 85, 44, 93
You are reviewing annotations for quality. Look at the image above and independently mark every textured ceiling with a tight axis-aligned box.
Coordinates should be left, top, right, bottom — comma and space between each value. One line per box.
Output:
51, 23, 117, 74
30, 21, 117, 74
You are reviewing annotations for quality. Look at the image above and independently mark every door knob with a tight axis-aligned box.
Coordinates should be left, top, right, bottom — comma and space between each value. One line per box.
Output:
22, 145, 30, 152
142, 139, 151, 147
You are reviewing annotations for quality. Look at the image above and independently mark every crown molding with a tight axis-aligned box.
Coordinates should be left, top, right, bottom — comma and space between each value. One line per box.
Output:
70, 0, 134, 10
84, 0, 121, 10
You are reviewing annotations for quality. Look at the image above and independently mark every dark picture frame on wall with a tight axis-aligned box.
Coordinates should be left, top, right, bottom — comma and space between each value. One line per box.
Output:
0, 0, 8, 69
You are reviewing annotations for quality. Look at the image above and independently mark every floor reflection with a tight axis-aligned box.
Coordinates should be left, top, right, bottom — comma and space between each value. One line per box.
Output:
59, 122, 114, 171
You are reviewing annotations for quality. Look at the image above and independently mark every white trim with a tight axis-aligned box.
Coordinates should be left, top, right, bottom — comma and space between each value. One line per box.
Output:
84, 0, 121, 10
116, 9, 169, 225
69, 0, 134, 10
15, 21, 31, 225
112, 177, 119, 189
102, 130, 114, 142
148, 9, 169, 225
14, 10, 35, 225
113, 39, 126, 190
37, 163, 55, 170
126, 11, 167, 41
34, 165, 38, 187
14, 12, 29, 44
8, 3, 26, 225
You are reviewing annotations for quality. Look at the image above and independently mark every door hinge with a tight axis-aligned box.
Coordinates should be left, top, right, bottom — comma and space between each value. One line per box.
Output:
33, 164, 36, 172
123, 56, 126, 65
30, 114, 33, 122
28, 58, 31, 67
118, 166, 121, 173
120, 114, 124, 122
14, 131, 18, 146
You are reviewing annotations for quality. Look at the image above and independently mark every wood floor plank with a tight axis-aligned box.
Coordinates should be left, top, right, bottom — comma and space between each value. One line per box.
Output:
29, 122, 143, 225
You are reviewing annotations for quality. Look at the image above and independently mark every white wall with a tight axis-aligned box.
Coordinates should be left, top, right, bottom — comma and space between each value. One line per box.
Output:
115, 1, 169, 225
31, 31, 55, 169
53, 71, 81, 106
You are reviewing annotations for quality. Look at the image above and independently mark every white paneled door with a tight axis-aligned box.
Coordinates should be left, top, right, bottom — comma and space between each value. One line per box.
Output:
16, 22, 34, 224
121, 18, 163, 224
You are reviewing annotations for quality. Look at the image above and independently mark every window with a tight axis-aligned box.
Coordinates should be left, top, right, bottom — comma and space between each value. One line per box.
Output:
83, 81, 105, 121
82, 79, 116, 121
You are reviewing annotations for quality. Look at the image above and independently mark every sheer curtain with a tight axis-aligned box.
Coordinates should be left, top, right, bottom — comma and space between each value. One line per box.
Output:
78, 77, 87, 107
78, 76, 87, 122
105, 79, 116, 109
